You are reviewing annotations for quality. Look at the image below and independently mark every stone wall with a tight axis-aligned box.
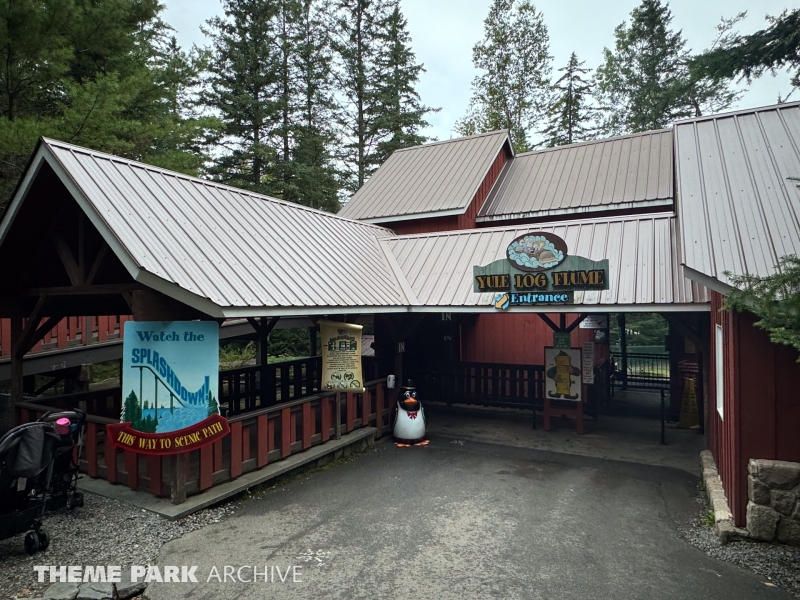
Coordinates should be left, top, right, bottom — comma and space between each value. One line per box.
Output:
747, 459, 800, 545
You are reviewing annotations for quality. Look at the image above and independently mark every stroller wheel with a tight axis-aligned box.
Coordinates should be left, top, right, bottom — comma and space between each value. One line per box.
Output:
76, 492, 84, 508
38, 529, 50, 551
67, 495, 76, 510
24, 531, 40, 555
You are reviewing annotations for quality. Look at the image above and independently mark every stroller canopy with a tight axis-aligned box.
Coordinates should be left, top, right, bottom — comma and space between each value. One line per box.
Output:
0, 423, 61, 478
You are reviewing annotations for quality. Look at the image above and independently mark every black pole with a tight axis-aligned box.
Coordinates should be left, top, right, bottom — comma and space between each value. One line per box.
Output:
660, 388, 666, 445
618, 313, 628, 389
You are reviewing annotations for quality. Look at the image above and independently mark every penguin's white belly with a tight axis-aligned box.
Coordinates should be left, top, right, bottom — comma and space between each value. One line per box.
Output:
393, 405, 426, 441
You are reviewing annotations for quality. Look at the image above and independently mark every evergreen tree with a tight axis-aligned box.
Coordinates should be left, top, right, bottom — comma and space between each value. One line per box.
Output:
541, 53, 597, 147
287, 0, 341, 210
202, 0, 341, 209
0, 0, 215, 211
725, 256, 800, 359
207, 391, 219, 417
371, 3, 434, 165
202, 0, 282, 196
123, 390, 142, 429
594, 0, 739, 135
454, 0, 551, 153
691, 9, 800, 102
330, 0, 433, 194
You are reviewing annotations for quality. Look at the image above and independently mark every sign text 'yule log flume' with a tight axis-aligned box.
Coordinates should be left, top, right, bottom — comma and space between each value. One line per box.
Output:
473, 232, 609, 308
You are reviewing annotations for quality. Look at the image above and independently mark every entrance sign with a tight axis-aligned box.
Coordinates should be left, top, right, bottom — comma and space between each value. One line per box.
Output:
320, 320, 365, 392
545, 348, 582, 402
581, 342, 595, 384
108, 321, 227, 456
473, 231, 609, 309
579, 315, 608, 329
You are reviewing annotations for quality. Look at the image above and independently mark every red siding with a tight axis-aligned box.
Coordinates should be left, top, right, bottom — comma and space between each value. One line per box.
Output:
462, 313, 597, 366
386, 145, 510, 235
709, 290, 800, 525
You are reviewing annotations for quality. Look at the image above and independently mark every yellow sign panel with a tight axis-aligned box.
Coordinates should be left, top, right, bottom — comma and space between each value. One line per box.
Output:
319, 320, 365, 393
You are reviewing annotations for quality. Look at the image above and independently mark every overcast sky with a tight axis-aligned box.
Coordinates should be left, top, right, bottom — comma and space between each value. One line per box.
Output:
163, 0, 799, 141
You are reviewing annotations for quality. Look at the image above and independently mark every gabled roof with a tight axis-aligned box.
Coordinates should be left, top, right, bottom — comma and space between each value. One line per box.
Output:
338, 130, 512, 223
477, 129, 673, 223
0, 139, 414, 317
675, 101, 800, 292
384, 213, 708, 312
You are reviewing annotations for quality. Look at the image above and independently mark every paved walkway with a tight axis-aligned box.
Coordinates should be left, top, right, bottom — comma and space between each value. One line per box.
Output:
425, 402, 705, 474
146, 437, 789, 600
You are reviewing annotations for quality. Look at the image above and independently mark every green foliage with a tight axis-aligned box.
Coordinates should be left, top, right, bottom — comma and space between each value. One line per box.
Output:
0, 0, 218, 211
703, 510, 715, 527
541, 52, 598, 147
454, 0, 551, 153
269, 327, 310, 358
330, 0, 435, 194
691, 9, 800, 99
219, 341, 256, 368
610, 313, 668, 348
594, 0, 740, 135
724, 255, 800, 360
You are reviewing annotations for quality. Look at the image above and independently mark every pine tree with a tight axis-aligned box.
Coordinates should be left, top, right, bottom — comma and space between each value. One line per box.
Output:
330, 0, 433, 194
207, 391, 219, 417
287, 0, 341, 211
0, 0, 215, 211
371, 3, 434, 165
594, 0, 739, 135
691, 9, 799, 102
541, 53, 597, 147
454, 0, 551, 153
202, 0, 282, 195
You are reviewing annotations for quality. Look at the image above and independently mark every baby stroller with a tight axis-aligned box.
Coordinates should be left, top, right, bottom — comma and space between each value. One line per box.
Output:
37, 410, 86, 511
0, 421, 61, 554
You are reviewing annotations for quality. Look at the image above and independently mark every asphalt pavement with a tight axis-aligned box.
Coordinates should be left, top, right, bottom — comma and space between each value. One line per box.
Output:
145, 436, 791, 600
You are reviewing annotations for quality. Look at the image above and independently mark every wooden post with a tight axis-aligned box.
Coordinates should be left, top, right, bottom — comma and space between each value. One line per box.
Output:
308, 326, 317, 356
5, 317, 24, 430
170, 454, 187, 505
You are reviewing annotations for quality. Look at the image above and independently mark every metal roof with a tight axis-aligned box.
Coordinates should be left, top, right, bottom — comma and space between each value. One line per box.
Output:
675, 102, 800, 291
338, 130, 511, 223
383, 213, 708, 312
4, 139, 413, 317
478, 129, 673, 223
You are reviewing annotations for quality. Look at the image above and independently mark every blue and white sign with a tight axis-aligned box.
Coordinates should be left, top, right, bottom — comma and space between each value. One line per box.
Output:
122, 321, 220, 435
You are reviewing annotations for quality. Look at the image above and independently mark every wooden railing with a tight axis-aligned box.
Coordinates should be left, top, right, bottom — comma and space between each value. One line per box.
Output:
220, 356, 322, 416
14, 378, 392, 502
0, 316, 131, 358
423, 361, 545, 410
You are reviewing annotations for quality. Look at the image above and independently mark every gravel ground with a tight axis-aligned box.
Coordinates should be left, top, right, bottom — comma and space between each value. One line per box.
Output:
0, 493, 240, 600
679, 492, 800, 598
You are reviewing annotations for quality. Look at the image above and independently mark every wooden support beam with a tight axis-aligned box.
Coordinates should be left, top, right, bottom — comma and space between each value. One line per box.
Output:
52, 233, 83, 286
565, 314, 589, 333
22, 283, 144, 296
16, 314, 63, 359
536, 313, 560, 332
13, 295, 48, 357
85, 243, 108, 285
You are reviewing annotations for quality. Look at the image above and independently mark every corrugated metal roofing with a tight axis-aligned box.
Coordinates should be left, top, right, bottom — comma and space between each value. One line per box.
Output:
383, 213, 708, 310
36, 139, 411, 314
338, 130, 510, 223
675, 102, 800, 289
478, 129, 673, 222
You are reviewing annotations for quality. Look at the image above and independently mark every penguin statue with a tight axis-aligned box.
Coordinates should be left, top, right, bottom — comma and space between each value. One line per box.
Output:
392, 379, 427, 443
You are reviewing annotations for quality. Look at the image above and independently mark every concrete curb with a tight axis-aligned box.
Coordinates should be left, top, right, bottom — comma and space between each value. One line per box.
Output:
78, 428, 377, 520
699, 450, 749, 544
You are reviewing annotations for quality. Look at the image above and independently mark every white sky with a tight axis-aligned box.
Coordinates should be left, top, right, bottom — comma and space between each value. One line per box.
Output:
163, 0, 800, 141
